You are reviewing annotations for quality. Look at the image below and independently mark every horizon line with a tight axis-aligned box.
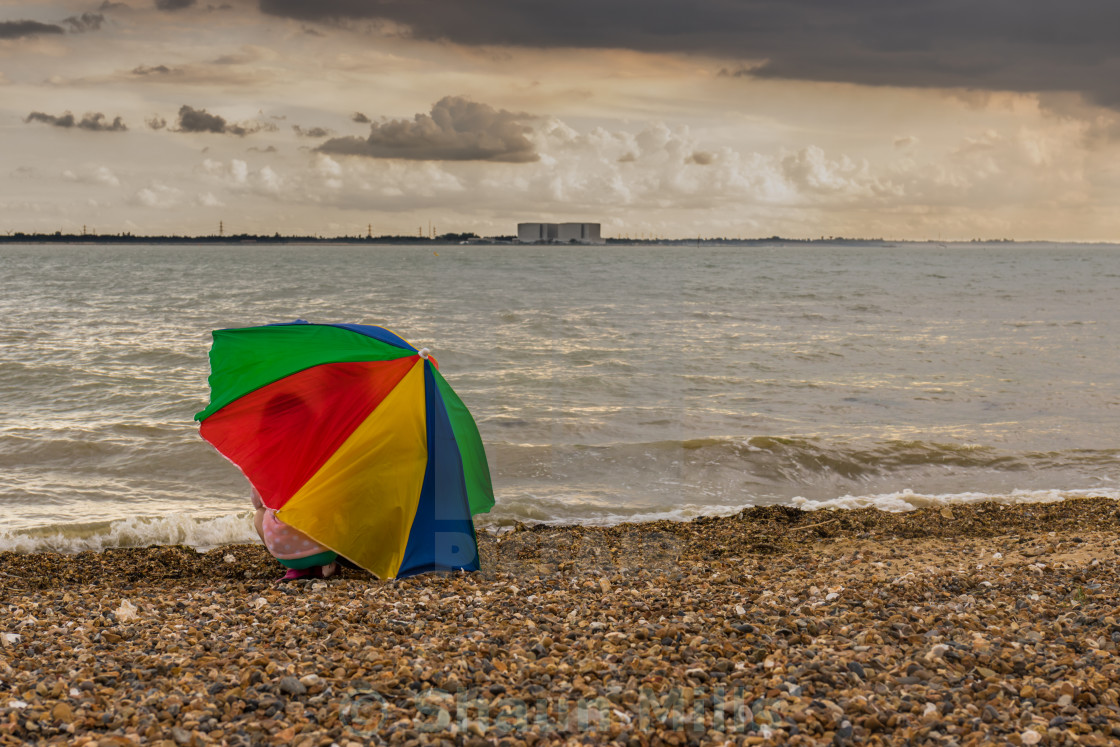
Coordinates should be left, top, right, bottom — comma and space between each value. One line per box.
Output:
2, 231, 1119, 246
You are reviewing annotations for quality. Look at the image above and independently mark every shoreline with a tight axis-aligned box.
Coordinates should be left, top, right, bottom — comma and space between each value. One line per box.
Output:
3, 498, 1120, 745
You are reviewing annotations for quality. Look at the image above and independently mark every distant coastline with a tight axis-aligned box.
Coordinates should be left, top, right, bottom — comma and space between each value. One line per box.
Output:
1, 232, 1106, 246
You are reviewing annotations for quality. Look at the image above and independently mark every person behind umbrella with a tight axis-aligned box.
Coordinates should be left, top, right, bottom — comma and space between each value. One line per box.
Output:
251, 392, 339, 581
251, 486, 339, 580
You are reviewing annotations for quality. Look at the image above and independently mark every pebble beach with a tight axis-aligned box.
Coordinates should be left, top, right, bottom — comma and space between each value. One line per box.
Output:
4, 498, 1120, 746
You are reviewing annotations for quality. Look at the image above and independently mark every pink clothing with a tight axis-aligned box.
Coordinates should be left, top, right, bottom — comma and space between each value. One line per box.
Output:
251, 488, 331, 560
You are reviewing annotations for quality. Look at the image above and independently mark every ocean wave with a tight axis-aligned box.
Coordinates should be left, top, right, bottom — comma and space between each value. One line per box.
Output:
791, 487, 1120, 512
490, 436, 1119, 483
5, 489, 1120, 554
0, 511, 259, 554
479, 502, 748, 528
3, 433, 1117, 553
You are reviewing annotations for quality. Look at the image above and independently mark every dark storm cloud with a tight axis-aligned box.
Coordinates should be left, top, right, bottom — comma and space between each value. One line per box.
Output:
174, 105, 265, 136
258, 0, 1120, 108
155, 0, 196, 10
317, 96, 538, 162
133, 64, 173, 75
177, 105, 227, 133
0, 20, 65, 39
2, 14, 103, 38
352, 112, 370, 123
62, 13, 105, 32
26, 111, 127, 131
293, 125, 332, 138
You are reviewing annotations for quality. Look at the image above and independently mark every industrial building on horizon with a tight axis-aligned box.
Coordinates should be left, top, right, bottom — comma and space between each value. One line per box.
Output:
517, 222, 604, 244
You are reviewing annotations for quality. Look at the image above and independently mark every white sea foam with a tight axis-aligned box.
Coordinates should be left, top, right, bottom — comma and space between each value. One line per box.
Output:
791, 487, 1120, 513
491, 487, 1120, 528
0, 511, 260, 554
3, 489, 1118, 554
487, 503, 750, 528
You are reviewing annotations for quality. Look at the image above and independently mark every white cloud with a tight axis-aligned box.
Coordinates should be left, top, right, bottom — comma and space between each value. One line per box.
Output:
168, 117, 975, 223
258, 166, 282, 193
199, 158, 284, 194
132, 183, 183, 209
95, 167, 121, 187
779, 146, 885, 199
62, 166, 121, 187
230, 159, 249, 184
314, 154, 342, 178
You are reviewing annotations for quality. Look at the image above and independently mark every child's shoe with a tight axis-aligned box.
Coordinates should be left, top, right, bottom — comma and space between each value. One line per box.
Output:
279, 567, 314, 581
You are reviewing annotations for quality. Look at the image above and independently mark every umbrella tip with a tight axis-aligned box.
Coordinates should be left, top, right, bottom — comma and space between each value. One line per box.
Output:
418, 348, 430, 359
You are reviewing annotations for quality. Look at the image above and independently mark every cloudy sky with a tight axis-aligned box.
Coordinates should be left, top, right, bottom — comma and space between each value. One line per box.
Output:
2, 0, 1120, 240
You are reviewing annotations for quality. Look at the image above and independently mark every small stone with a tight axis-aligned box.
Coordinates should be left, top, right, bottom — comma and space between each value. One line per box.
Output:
4, 496, 1119, 747
274, 726, 297, 741
115, 599, 139, 622
278, 676, 307, 696
1020, 729, 1042, 745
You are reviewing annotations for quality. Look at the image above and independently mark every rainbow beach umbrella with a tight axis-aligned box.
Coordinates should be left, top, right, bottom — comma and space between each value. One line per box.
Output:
194, 320, 494, 579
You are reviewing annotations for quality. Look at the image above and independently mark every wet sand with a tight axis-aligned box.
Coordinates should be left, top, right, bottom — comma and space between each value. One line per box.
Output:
3, 497, 1120, 746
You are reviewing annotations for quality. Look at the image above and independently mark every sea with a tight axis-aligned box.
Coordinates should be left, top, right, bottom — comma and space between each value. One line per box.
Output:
1, 241, 1118, 553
